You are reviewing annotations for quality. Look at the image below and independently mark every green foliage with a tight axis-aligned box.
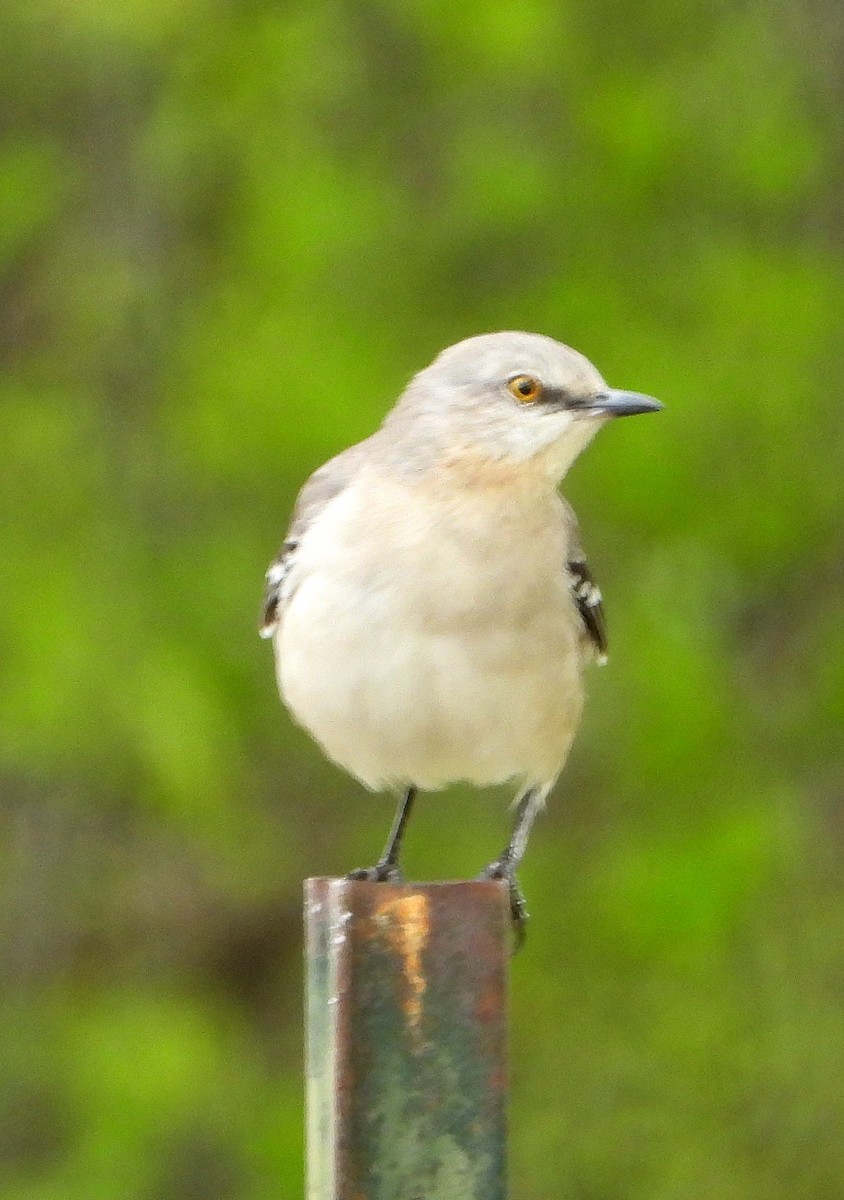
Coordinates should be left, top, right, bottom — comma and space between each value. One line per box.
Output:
1, 0, 842, 1195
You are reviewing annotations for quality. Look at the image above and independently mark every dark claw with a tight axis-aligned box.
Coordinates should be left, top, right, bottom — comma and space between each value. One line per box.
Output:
346, 861, 405, 883
479, 860, 529, 953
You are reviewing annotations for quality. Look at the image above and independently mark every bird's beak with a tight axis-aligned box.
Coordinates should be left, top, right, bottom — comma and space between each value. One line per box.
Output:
587, 389, 663, 418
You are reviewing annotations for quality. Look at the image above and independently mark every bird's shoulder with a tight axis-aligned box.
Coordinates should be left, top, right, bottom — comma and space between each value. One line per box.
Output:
258, 433, 380, 638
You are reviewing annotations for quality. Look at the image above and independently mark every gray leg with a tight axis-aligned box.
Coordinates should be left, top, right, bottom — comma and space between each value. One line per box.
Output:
480, 787, 544, 950
347, 786, 417, 883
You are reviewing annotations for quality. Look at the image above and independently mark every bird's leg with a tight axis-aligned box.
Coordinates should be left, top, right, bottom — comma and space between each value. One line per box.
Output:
347, 786, 417, 883
479, 787, 544, 951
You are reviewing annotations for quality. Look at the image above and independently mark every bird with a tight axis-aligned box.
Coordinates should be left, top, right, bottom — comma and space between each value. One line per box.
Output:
259, 331, 661, 943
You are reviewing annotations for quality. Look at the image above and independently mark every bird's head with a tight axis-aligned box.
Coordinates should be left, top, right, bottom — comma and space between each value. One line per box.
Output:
386, 331, 662, 480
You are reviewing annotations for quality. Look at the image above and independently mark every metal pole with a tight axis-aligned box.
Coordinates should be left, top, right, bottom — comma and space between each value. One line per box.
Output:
305, 877, 509, 1200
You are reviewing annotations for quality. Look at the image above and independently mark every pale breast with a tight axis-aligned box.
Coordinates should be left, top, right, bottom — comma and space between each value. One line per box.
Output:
277, 464, 586, 791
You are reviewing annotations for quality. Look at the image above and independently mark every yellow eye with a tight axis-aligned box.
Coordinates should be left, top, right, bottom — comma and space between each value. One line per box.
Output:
507, 374, 543, 404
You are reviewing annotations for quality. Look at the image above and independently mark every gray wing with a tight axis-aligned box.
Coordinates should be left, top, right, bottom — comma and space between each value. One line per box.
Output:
562, 500, 608, 663
258, 435, 377, 638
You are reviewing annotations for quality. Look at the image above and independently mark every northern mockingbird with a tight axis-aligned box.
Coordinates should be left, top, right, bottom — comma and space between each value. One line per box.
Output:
260, 331, 661, 940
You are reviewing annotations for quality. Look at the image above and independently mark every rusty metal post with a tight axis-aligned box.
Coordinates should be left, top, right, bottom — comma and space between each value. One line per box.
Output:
305, 877, 509, 1200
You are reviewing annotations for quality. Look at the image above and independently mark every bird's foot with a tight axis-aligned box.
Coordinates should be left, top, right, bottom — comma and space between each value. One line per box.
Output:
346, 860, 405, 884
479, 859, 529, 953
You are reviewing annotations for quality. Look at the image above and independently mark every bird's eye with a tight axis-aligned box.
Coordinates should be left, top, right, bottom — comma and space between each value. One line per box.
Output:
507, 375, 543, 404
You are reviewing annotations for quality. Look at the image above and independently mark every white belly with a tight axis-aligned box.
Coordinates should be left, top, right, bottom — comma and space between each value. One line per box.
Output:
275, 473, 585, 792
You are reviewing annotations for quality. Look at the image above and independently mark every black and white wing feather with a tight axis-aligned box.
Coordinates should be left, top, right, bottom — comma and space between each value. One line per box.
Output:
259, 434, 378, 639
562, 498, 608, 663
259, 539, 299, 638
567, 557, 608, 663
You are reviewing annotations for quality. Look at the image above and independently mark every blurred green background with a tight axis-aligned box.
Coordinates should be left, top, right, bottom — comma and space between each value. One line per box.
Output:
2, 0, 843, 1197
